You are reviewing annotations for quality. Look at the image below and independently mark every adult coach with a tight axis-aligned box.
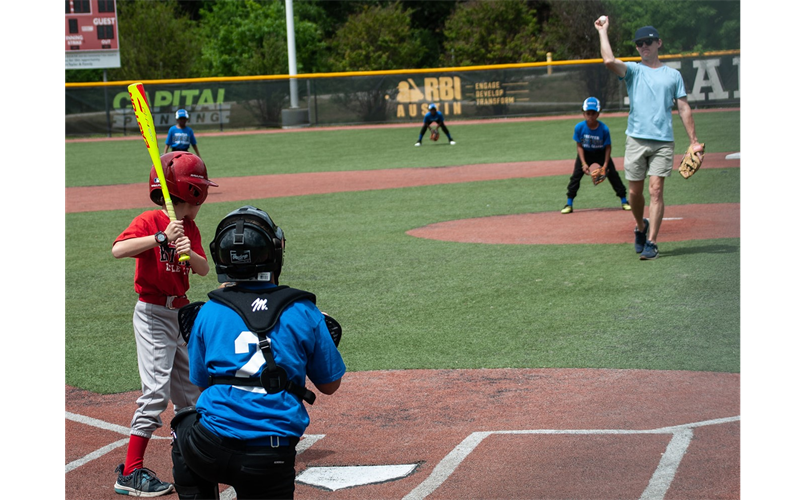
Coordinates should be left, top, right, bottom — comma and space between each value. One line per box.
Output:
170, 206, 345, 500
595, 19, 701, 260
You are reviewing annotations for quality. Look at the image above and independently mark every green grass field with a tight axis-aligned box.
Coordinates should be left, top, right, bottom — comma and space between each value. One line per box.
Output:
66, 110, 740, 394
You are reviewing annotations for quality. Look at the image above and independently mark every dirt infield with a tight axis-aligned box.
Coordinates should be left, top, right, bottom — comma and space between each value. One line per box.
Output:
408, 203, 739, 245
66, 154, 740, 499
66, 369, 739, 500
66, 155, 737, 214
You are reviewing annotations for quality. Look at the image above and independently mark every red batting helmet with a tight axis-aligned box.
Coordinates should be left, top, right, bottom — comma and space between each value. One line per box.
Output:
149, 152, 218, 206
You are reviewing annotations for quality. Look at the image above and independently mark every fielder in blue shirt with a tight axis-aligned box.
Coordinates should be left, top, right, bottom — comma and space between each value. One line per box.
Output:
164, 109, 201, 157
561, 97, 629, 214
415, 103, 456, 146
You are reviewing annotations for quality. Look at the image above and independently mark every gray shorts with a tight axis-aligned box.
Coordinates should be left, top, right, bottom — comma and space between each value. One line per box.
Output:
623, 136, 675, 181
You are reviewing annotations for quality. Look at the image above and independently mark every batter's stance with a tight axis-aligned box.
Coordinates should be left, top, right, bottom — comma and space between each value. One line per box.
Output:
111, 152, 217, 497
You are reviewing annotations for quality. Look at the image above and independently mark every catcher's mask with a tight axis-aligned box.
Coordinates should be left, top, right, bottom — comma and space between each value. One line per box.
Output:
149, 152, 217, 206
209, 205, 285, 283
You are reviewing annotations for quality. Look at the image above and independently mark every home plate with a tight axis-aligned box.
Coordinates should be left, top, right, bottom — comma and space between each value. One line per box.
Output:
296, 464, 419, 491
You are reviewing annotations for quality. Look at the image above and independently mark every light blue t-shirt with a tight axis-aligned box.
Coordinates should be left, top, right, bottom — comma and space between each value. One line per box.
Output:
189, 283, 346, 443
165, 125, 197, 150
573, 121, 611, 151
621, 62, 687, 142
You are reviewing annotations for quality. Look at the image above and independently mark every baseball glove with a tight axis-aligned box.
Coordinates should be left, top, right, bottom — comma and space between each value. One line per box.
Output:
429, 125, 440, 142
590, 165, 607, 186
323, 313, 342, 348
678, 143, 705, 179
178, 301, 205, 343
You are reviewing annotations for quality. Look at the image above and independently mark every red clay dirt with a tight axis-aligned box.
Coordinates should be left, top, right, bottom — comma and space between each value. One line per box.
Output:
66, 144, 740, 499
66, 155, 737, 214
67, 369, 739, 500
408, 203, 739, 245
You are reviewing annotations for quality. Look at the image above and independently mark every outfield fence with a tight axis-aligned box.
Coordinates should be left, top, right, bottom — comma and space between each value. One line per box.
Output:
65, 51, 739, 137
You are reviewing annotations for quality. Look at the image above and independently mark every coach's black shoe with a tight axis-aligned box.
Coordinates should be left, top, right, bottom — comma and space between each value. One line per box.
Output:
114, 464, 174, 497
634, 218, 649, 253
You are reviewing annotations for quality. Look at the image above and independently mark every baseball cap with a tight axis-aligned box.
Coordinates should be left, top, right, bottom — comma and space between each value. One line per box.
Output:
176, 109, 189, 119
633, 26, 660, 42
428, 103, 437, 110
582, 97, 601, 112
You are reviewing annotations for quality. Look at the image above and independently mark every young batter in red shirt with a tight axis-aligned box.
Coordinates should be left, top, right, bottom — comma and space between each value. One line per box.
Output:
111, 152, 217, 497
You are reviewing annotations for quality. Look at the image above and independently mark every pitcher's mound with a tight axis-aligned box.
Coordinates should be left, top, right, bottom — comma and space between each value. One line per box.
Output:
407, 203, 739, 245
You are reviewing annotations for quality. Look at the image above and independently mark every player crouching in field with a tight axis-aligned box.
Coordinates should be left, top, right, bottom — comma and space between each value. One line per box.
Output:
560, 97, 630, 214
415, 103, 456, 146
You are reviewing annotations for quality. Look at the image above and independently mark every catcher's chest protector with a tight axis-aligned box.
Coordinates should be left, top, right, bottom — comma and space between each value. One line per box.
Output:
207, 286, 318, 404
208, 286, 316, 333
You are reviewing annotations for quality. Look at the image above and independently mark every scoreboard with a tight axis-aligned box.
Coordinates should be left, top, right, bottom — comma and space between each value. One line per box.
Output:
65, 0, 119, 51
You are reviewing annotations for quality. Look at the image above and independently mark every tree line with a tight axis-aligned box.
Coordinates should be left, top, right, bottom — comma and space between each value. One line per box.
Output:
65, 0, 739, 83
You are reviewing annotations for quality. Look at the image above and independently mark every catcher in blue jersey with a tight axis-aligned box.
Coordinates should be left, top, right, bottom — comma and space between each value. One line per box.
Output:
170, 206, 345, 500
415, 103, 456, 146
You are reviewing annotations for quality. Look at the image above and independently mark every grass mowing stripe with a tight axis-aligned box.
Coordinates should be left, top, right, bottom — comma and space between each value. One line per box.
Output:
66, 111, 740, 187
67, 163, 739, 393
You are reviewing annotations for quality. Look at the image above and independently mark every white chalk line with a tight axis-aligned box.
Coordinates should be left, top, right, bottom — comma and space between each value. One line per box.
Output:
67, 409, 738, 500
65, 411, 160, 474
64, 410, 323, 481
402, 415, 740, 500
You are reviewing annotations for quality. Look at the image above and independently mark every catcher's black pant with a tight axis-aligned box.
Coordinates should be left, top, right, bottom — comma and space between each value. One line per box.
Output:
420, 121, 451, 138
566, 150, 626, 199
171, 410, 298, 500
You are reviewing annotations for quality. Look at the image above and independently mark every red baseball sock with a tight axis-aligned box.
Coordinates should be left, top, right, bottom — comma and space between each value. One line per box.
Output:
123, 435, 150, 475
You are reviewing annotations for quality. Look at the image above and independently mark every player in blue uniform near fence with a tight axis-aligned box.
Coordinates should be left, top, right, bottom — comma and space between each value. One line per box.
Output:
415, 103, 456, 146
165, 109, 201, 157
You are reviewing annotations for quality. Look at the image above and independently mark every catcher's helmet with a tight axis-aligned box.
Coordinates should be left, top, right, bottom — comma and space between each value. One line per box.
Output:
149, 152, 218, 206
209, 206, 285, 283
175, 109, 189, 119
